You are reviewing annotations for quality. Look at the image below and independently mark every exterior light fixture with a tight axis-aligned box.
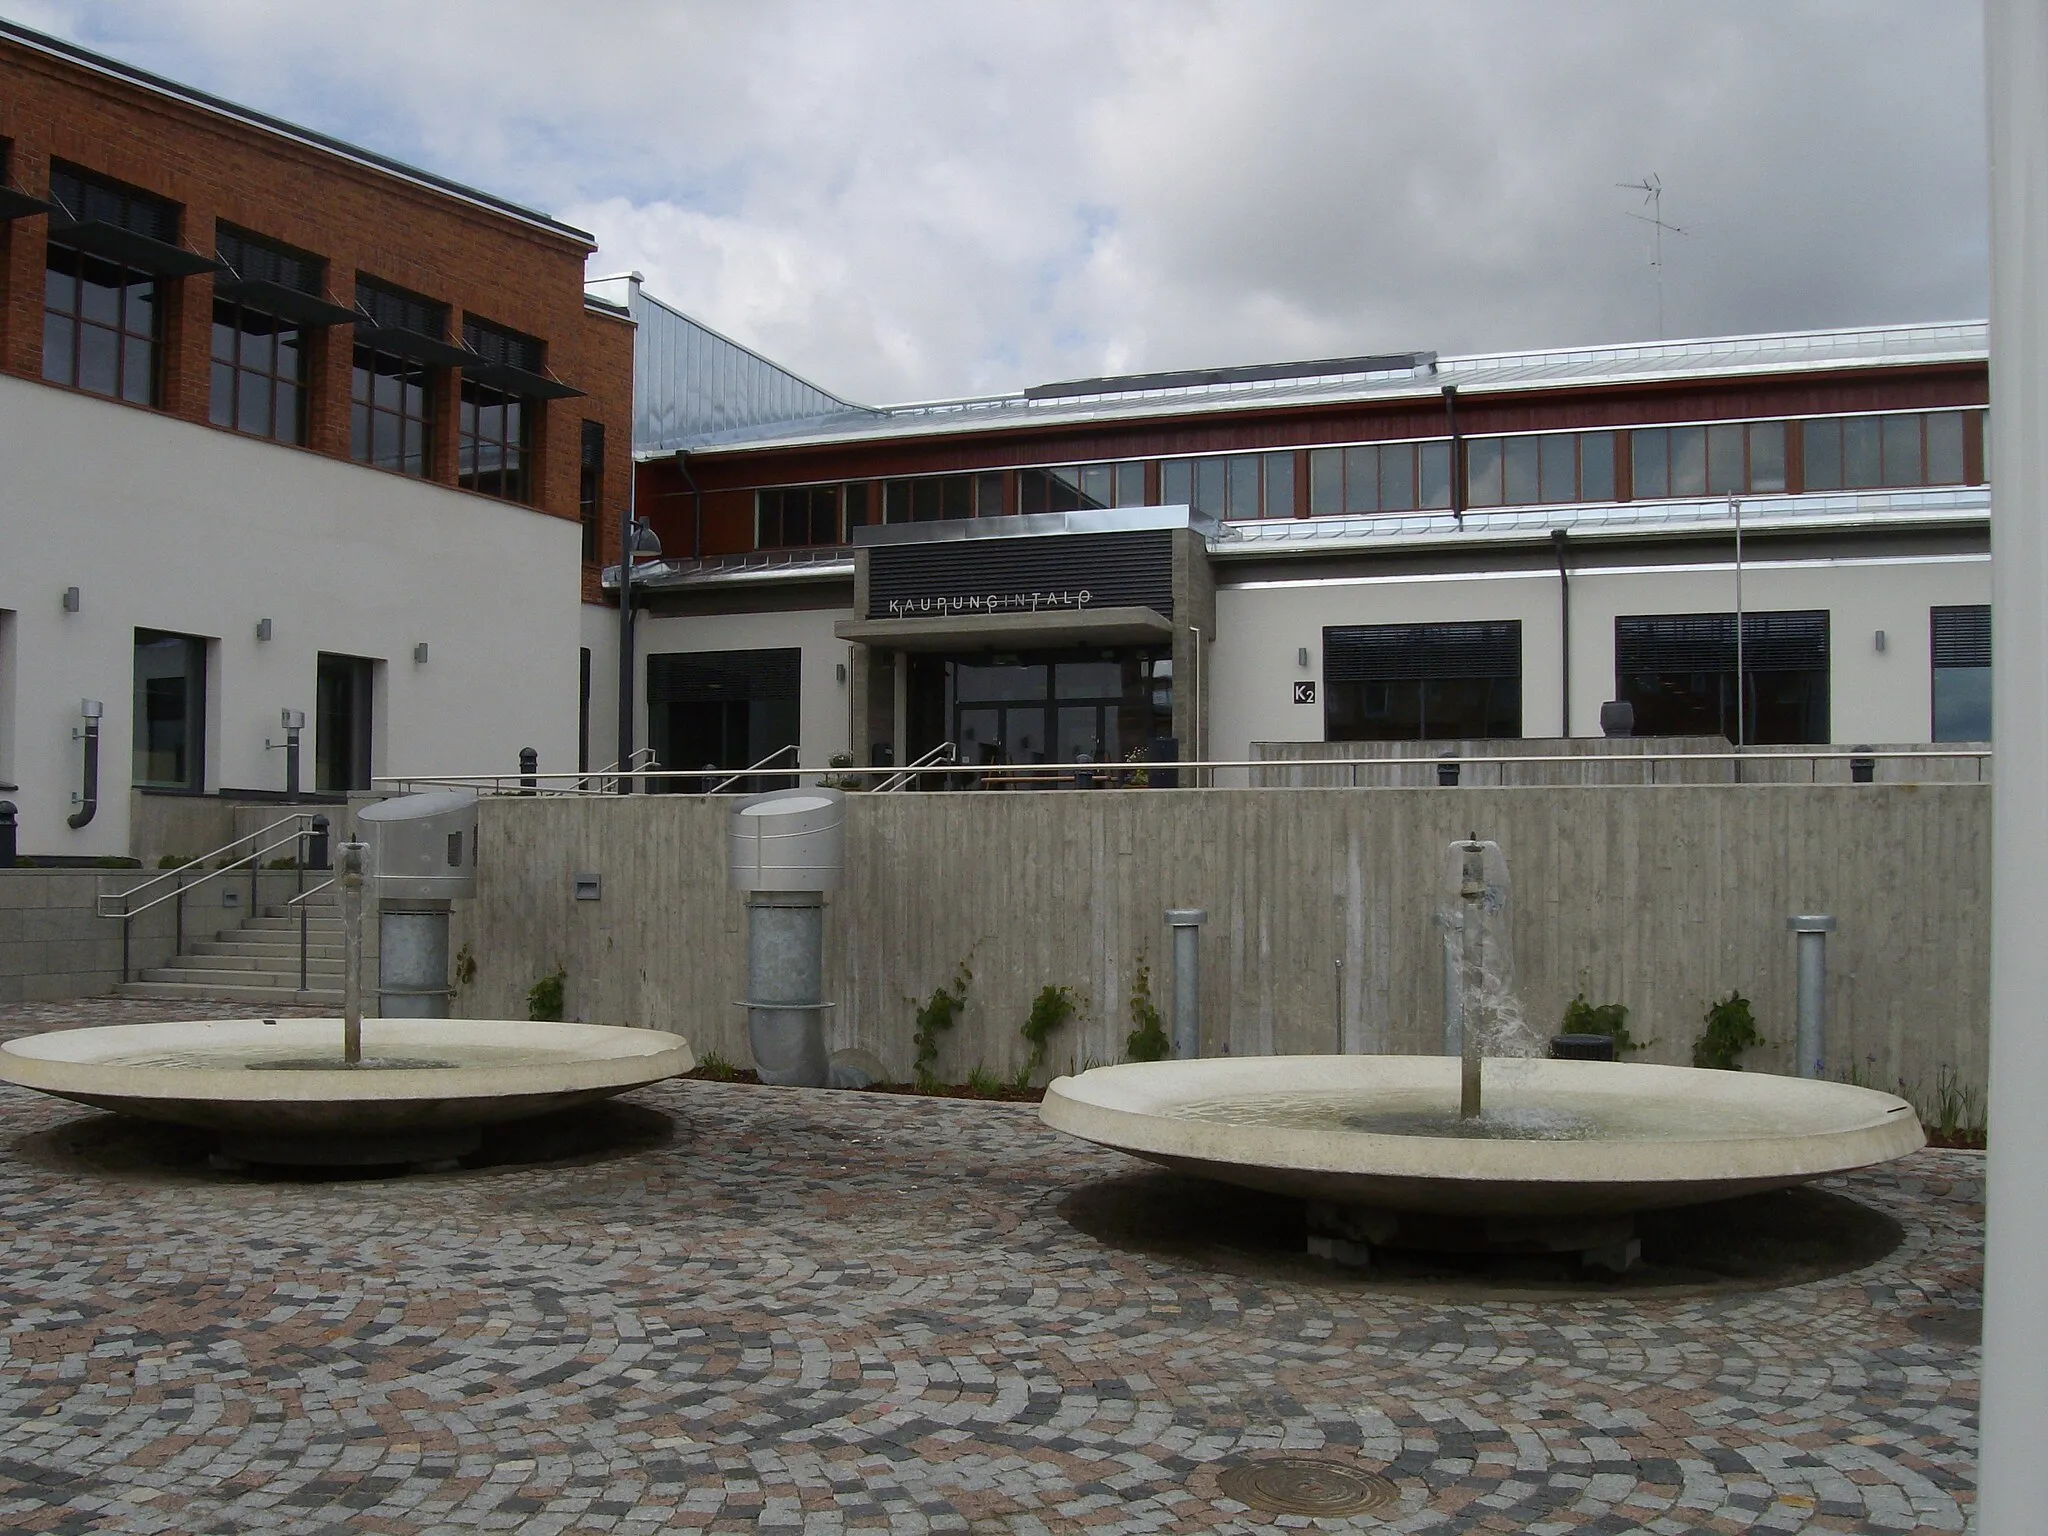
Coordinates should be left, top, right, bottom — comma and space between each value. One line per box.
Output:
80, 698, 103, 721
414, 642, 430, 664
1297, 647, 1311, 669
255, 617, 273, 642
269, 709, 307, 796
627, 518, 662, 559
836, 662, 847, 683
61, 586, 80, 613
281, 708, 305, 731
1874, 629, 1888, 653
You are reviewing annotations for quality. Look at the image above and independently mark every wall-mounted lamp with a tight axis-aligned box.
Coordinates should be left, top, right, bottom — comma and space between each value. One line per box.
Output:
1296, 647, 1311, 670
1874, 629, 1888, 653
413, 643, 430, 665
80, 698, 103, 722
255, 617, 273, 642
61, 587, 80, 614
836, 662, 847, 684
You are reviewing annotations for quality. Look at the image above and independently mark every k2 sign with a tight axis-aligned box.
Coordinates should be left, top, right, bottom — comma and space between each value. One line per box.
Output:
1293, 681, 1316, 705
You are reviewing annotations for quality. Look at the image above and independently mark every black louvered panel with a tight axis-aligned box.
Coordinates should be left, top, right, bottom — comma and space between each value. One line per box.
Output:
1324, 621, 1522, 682
647, 648, 800, 704
1932, 605, 1991, 668
866, 531, 1174, 620
1616, 611, 1829, 674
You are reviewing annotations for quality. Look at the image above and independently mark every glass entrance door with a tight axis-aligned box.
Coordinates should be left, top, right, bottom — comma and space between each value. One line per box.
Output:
938, 650, 1168, 778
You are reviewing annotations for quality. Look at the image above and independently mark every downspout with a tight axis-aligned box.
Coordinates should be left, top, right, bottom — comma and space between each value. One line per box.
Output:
1444, 384, 1464, 528
1551, 528, 1571, 737
675, 448, 703, 561
616, 450, 638, 795
67, 714, 99, 829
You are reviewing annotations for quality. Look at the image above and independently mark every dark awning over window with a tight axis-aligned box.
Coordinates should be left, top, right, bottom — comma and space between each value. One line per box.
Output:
46, 216, 216, 276
213, 273, 359, 327
1615, 611, 1830, 673
353, 322, 476, 371
462, 356, 585, 399
0, 185, 52, 221
1325, 620, 1522, 682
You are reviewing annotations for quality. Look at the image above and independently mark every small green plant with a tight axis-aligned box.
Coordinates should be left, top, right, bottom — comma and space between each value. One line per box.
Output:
910, 961, 973, 1091
1017, 984, 1079, 1086
693, 1049, 746, 1082
965, 1062, 1008, 1096
820, 751, 864, 791
264, 856, 299, 870
1125, 963, 1169, 1062
1692, 990, 1763, 1070
1561, 991, 1647, 1055
1122, 747, 1150, 788
157, 853, 193, 869
452, 944, 477, 989
527, 965, 567, 1022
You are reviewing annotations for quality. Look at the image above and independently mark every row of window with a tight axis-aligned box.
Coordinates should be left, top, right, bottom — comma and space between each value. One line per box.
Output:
1320, 605, 1991, 745
130, 631, 375, 795
16, 156, 585, 510
752, 410, 1985, 548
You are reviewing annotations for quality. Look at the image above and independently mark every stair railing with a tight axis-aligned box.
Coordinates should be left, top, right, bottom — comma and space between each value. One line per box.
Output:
874, 741, 958, 793
707, 744, 800, 796
97, 813, 321, 985
284, 877, 337, 995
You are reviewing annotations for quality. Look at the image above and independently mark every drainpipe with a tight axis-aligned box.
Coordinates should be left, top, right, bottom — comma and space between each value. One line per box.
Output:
616, 455, 640, 795
675, 448, 703, 561
67, 700, 102, 830
1551, 528, 1572, 737
1444, 384, 1464, 528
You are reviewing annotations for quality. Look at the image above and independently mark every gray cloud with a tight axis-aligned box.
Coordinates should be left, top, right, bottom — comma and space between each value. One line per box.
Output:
8, 0, 1986, 402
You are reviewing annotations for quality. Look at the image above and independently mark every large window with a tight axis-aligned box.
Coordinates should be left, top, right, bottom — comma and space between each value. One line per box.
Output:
1323, 621, 1522, 741
352, 280, 442, 477
1629, 422, 1785, 499
132, 630, 205, 791
646, 648, 800, 792
1932, 604, 1991, 742
210, 226, 313, 444
1465, 432, 1617, 508
42, 165, 173, 405
315, 653, 375, 793
882, 473, 1003, 524
1165, 452, 1293, 518
579, 421, 604, 563
1021, 460, 1145, 515
758, 485, 846, 548
1308, 441, 1450, 515
1803, 412, 1969, 491
1615, 610, 1830, 744
458, 317, 539, 502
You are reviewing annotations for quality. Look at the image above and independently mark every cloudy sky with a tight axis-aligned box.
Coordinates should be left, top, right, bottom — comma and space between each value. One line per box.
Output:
3, 1, 1988, 405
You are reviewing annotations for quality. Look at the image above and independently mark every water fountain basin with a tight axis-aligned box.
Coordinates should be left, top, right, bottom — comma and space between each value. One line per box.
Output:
1041, 1055, 1925, 1217
0, 1018, 694, 1158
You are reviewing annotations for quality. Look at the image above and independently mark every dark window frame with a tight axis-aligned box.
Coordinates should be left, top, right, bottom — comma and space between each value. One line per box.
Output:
579, 420, 605, 563
132, 629, 207, 793
1931, 603, 1991, 743
351, 278, 444, 478
1322, 620, 1522, 741
1615, 609, 1831, 744
458, 315, 541, 503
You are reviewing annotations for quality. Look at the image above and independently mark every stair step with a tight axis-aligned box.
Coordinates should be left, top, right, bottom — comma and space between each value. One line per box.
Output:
192, 939, 346, 960
143, 964, 328, 987
116, 980, 344, 1006
259, 905, 340, 920
155, 952, 343, 975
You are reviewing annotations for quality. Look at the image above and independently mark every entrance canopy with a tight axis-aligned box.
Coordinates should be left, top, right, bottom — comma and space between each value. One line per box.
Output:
835, 605, 1173, 651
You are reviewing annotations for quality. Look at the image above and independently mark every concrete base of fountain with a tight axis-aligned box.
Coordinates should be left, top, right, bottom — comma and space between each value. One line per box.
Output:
1040, 1055, 1926, 1228
0, 1018, 694, 1166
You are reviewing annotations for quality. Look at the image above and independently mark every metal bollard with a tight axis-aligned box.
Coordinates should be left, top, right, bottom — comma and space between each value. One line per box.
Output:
0, 801, 14, 868
1850, 747, 1875, 783
1165, 909, 1207, 1059
307, 814, 330, 871
519, 746, 538, 794
1787, 914, 1836, 1078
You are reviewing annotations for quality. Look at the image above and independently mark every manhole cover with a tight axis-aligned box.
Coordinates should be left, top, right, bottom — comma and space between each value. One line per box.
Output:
1214, 1455, 1398, 1516
1908, 1305, 1982, 1345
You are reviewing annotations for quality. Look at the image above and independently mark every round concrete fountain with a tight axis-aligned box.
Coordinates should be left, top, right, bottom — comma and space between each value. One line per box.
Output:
0, 1016, 694, 1165
1041, 1054, 1925, 1219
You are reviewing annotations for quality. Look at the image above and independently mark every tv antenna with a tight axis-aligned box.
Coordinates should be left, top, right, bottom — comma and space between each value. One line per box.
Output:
1616, 174, 1688, 339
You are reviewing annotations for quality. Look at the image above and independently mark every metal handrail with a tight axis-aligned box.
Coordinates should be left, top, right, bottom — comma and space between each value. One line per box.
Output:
875, 741, 958, 792
377, 744, 1994, 794
583, 745, 658, 794
285, 876, 338, 995
708, 744, 800, 796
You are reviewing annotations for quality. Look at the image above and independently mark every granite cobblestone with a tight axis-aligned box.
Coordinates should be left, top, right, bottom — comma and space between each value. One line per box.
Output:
0, 998, 1983, 1533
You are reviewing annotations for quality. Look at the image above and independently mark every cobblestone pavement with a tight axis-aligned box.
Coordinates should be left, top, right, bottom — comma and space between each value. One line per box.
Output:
0, 998, 1981, 1534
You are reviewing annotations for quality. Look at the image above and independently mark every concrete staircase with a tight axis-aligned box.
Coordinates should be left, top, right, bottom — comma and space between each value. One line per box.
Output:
117, 889, 345, 1007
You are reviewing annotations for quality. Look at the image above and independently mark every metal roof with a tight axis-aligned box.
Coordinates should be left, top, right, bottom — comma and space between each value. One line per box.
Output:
0, 20, 593, 246
587, 276, 874, 454
647, 316, 1985, 458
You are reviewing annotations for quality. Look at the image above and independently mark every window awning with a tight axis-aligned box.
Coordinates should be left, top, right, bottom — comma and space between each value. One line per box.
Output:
213, 273, 359, 328
834, 605, 1174, 652
0, 186, 52, 222
46, 217, 217, 276
462, 356, 585, 399
353, 323, 476, 371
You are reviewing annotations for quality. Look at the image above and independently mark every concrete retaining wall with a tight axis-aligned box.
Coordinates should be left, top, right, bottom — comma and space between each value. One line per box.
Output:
451, 784, 1989, 1102
1252, 738, 1993, 787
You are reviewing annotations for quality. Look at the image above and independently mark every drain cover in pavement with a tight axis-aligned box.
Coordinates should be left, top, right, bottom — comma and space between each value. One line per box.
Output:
1908, 1305, 1982, 1345
1214, 1455, 1398, 1516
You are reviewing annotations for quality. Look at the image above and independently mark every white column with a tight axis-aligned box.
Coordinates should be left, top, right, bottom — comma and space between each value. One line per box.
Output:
1979, 4, 2048, 1528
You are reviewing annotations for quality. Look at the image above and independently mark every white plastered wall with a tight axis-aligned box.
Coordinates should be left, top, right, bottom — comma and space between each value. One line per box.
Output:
632, 605, 857, 772
0, 374, 583, 857
1210, 548, 1992, 776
